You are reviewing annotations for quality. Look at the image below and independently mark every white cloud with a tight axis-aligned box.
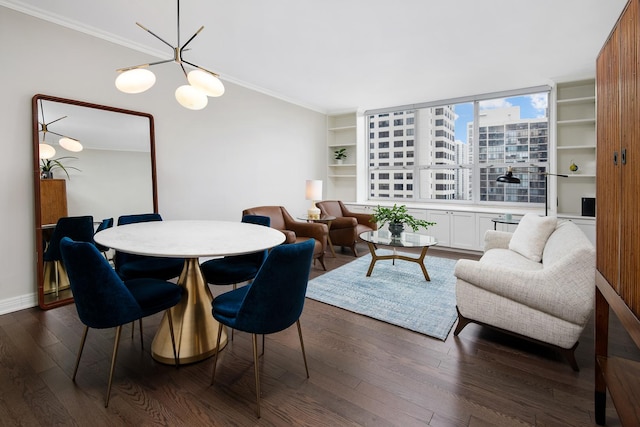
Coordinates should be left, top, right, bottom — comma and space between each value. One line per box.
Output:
479, 99, 512, 109
528, 94, 548, 111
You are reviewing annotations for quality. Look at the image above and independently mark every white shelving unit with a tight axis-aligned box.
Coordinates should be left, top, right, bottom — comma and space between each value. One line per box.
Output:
555, 80, 596, 217
327, 113, 357, 201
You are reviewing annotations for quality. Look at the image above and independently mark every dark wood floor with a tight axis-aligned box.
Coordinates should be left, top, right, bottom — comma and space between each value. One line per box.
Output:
1, 245, 638, 426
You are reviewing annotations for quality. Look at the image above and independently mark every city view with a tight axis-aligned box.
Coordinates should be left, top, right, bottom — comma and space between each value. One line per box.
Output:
367, 92, 549, 204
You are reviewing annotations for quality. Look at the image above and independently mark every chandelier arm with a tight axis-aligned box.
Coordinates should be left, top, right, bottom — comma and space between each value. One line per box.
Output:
46, 130, 67, 139
136, 22, 175, 50
179, 63, 189, 79
117, 59, 175, 73
182, 60, 220, 77
46, 116, 68, 126
180, 26, 204, 51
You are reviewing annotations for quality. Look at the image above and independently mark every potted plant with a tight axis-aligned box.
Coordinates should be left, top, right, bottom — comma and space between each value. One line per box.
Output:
334, 148, 347, 164
40, 156, 80, 179
371, 204, 435, 236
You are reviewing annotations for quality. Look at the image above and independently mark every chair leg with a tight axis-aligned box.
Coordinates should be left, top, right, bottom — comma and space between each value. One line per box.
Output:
72, 326, 89, 381
296, 320, 310, 378
210, 323, 224, 386
252, 333, 261, 418
138, 318, 144, 349
318, 254, 327, 271
105, 325, 123, 407
261, 334, 265, 357
166, 310, 178, 367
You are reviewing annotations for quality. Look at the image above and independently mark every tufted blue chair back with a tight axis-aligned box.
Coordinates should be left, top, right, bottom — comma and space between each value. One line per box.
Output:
43, 216, 95, 262
217, 238, 314, 334
60, 237, 143, 328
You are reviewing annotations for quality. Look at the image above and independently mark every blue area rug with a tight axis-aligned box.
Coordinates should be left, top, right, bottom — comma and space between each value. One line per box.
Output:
306, 251, 458, 340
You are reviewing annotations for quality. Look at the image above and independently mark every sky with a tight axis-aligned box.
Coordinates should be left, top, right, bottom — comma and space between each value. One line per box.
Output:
454, 92, 549, 143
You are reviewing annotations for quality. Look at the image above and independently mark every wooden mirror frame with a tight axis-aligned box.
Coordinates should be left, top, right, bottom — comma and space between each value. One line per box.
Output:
32, 94, 158, 309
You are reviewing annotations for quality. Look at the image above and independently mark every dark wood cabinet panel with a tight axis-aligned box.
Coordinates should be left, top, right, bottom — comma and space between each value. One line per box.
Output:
595, 1, 640, 425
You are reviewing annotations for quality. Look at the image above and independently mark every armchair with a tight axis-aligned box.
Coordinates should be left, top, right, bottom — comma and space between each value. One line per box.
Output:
242, 206, 328, 270
316, 200, 377, 256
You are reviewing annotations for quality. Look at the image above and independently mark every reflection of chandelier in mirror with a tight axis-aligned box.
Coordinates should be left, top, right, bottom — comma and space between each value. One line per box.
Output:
38, 101, 83, 159
115, 0, 225, 110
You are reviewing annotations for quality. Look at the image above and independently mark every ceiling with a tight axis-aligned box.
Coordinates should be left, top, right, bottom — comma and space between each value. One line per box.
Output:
4, 0, 628, 113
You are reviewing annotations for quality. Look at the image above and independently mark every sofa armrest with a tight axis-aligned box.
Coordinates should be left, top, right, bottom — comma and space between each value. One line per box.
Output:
347, 212, 378, 229
331, 217, 358, 230
281, 229, 297, 244
454, 255, 594, 325
484, 230, 512, 252
286, 221, 328, 249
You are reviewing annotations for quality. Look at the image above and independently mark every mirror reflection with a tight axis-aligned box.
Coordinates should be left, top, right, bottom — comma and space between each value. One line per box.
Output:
33, 94, 157, 309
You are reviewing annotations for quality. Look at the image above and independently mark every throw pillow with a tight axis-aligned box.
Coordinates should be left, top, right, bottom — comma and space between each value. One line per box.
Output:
508, 213, 557, 262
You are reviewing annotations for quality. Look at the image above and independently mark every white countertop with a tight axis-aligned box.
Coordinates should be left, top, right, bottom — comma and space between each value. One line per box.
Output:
94, 220, 286, 258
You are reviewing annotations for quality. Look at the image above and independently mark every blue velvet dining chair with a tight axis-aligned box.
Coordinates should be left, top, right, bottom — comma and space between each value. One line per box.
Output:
200, 215, 271, 290
94, 217, 113, 259
114, 213, 184, 280
43, 215, 95, 296
210, 239, 315, 418
60, 237, 183, 407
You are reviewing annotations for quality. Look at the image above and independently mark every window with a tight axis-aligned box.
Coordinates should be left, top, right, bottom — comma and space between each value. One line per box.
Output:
366, 88, 549, 206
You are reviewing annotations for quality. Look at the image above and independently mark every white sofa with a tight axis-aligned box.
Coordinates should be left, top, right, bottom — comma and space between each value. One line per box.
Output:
453, 214, 595, 370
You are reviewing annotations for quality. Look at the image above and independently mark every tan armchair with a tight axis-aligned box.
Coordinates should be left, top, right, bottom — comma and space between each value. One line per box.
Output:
242, 206, 328, 270
316, 200, 377, 256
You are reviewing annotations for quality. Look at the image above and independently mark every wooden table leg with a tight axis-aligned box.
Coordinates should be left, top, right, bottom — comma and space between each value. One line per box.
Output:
365, 241, 379, 277
365, 243, 431, 281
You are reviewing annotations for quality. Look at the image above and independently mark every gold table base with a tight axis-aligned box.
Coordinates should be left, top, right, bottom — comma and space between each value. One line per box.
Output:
365, 243, 431, 281
151, 258, 227, 365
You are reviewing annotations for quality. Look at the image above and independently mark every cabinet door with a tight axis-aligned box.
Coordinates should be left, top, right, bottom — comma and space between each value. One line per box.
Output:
426, 211, 451, 247
619, 0, 640, 315
596, 22, 621, 290
450, 211, 476, 250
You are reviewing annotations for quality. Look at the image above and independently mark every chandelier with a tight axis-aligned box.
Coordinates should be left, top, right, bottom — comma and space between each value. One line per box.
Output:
115, 0, 225, 110
38, 100, 82, 159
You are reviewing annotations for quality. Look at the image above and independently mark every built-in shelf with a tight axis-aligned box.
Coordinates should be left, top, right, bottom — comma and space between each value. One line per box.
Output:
327, 113, 357, 201
555, 80, 596, 216
556, 96, 596, 105
557, 145, 596, 150
557, 118, 596, 126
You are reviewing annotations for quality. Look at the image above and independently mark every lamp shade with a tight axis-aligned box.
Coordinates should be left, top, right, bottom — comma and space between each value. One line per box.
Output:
496, 167, 521, 184
115, 68, 156, 94
59, 137, 83, 152
175, 85, 208, 110
305, 180, 323, 200
39, 143, 56, 159
187, 69, 225, 97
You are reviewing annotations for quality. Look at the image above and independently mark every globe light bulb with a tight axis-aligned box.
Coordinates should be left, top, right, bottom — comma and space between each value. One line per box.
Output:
115, 68, 156, 94
187, 69, 225, 97
59, 137, 83, 152
175, 85, 208, 110
39, 143, 56, 159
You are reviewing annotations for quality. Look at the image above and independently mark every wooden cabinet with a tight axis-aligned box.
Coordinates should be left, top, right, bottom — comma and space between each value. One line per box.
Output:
594, 1, 640, 425
426, 210, 476, 250
39, 179, 67, 226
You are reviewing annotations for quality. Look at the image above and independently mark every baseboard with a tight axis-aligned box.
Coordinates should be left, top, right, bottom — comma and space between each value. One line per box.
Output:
0, 293, 38, 315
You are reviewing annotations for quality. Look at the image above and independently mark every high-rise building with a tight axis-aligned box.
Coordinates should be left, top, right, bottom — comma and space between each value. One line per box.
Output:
367, 104, 547, 203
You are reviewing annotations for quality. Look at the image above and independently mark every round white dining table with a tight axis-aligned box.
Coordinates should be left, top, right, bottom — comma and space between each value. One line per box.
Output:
94, 220, 285, 364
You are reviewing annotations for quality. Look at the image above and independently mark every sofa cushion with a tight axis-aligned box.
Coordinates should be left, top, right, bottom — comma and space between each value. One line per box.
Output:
508, 214, 557, 262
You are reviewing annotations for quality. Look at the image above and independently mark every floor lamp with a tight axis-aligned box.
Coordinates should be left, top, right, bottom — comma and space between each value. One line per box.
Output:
496, 167, 568, 216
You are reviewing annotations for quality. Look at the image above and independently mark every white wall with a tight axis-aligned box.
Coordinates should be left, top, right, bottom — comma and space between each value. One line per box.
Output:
0, 7, 326, 313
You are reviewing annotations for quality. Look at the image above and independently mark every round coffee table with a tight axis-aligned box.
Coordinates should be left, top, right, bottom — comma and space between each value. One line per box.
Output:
359, 230, 438, 281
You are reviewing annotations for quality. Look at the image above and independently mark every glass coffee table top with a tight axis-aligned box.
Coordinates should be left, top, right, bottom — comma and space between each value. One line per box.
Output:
359, 230, 438, 248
